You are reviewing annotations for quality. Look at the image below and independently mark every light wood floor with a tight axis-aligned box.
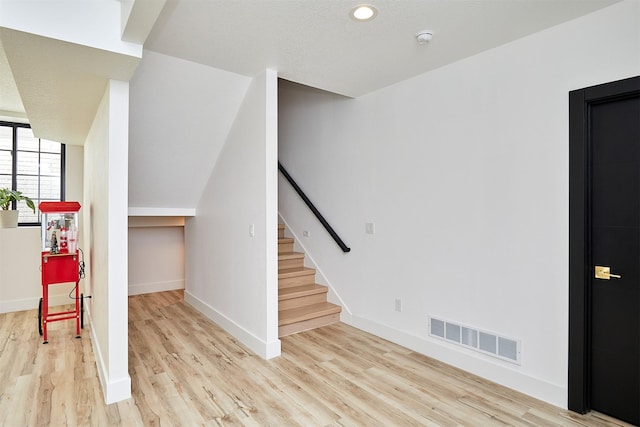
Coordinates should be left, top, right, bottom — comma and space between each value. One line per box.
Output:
0, 290, 633, 426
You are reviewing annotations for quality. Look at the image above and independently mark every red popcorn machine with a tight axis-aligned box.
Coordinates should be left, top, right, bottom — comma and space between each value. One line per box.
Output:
38, 201, 84, 344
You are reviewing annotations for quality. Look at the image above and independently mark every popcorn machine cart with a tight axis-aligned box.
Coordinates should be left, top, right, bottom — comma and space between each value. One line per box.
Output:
38, 201, 84, 344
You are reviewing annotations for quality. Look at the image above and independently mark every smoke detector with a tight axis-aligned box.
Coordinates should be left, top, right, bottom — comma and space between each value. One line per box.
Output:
416, 31, 433, 44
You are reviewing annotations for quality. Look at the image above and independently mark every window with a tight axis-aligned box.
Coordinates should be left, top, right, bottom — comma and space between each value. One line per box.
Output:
0, 121, 65, 225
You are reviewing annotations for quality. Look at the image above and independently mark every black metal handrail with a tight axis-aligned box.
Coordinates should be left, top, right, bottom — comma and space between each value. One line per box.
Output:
278, 162, 351, 253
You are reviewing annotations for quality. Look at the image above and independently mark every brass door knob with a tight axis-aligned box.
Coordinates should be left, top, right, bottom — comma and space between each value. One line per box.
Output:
594, 266, 621, 280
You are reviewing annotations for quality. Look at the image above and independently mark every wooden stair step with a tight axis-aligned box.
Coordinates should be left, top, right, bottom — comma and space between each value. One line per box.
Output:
278, 302, 342, 336
279, 252, 304, 260
278, 266, 315, 279
279, 302, 342, 326
276, 223, 342, 336
278, 252, 305, 269
278, 267, 316, 288
278, 237, 294, 253
279, 313, 340, 337
279, 284, 329, 310
279, 284, 328, 301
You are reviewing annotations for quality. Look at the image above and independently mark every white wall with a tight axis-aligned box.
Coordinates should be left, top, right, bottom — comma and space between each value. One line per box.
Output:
0, 0, 141, 57
129, 50, 250, 210
129, 50, 248, 300
0, 144, 83, 313
278, 0, 640, 408
83, 80, 130, 404
127, 49, 254, 321
66, 144, 84, 231
128, 222, 185, 296
0, 227, 43, 312
185, 69, 280, 359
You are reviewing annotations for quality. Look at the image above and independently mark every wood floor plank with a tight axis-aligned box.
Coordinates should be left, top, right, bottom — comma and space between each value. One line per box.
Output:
0, 290, 636, 426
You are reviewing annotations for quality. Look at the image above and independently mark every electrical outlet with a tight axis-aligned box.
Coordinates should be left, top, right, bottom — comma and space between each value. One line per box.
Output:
249, 224, 255, 237
395, 298, 402, 312
303, 230, 310, 237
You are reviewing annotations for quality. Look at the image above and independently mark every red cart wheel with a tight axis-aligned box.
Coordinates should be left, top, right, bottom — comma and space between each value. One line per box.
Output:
38, 298, 43, 336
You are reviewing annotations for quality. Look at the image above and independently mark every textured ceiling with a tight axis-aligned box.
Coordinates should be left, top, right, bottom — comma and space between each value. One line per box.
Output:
0, 39, 25, 120
0, 0, 620, 129
144, 0, 619, 98
1, 28, 140, 144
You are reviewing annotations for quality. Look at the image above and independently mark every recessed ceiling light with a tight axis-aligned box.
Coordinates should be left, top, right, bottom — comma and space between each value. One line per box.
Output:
351, 4, 378, 21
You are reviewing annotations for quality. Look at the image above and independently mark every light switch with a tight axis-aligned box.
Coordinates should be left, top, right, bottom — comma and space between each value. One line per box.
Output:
249, 224, 255, 237
366, 222, 375, 234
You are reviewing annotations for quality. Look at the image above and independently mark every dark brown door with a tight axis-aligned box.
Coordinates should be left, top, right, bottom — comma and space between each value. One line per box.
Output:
569, 76, 640, 425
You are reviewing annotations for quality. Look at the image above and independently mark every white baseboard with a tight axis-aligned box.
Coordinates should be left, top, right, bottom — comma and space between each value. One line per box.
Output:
85, 304, 132, 404
0, 293, 76, 314
345, 314, 567, 409
103, 375, 132, 405
128, 280, 184, 296
184, 290, 281, 360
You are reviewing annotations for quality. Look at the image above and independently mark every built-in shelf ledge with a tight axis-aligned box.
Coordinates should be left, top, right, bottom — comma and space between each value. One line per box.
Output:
128, 207, 196, 217
129, 216, 185, 228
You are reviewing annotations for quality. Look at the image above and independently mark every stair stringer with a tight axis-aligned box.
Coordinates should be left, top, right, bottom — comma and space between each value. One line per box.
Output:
277, 214, 352, 323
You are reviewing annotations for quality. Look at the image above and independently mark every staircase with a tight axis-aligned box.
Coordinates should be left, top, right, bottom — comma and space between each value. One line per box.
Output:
278, 224, 342, 336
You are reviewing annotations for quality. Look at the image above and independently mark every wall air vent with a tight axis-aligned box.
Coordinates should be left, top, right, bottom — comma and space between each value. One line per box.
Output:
429, 316, 521, 365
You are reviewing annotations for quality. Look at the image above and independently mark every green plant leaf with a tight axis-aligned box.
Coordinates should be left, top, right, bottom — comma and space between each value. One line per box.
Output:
25, 198, 36, 213
0, 187, 36, 212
